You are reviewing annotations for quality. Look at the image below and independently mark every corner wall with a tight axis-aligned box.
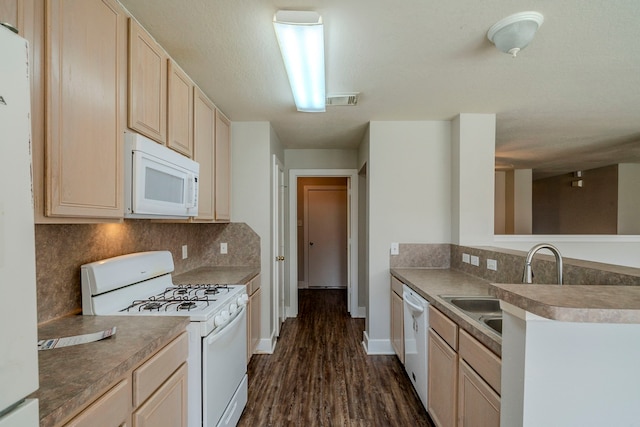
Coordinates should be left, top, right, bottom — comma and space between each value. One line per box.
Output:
365, 121, 451, 353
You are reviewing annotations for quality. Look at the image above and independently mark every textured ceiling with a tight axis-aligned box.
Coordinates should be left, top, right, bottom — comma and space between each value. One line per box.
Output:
119, 0, 640, 178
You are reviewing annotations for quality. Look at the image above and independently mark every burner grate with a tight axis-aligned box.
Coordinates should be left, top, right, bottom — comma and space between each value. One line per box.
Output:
118, 284, 232, 313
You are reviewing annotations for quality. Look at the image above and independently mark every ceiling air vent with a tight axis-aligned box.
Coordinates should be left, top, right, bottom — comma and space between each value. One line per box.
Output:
326, 92, 359, 106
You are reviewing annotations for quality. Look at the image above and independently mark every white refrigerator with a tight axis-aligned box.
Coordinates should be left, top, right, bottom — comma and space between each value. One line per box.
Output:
0, 25, 40, 426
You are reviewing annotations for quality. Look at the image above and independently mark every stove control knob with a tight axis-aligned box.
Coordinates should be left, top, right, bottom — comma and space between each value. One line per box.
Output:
229, 303, 238, 314
214, 310, 230, 327
237, 294, 249, 306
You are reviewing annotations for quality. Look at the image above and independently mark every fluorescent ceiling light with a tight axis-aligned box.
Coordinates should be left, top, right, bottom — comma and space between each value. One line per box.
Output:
273, 10, 325, 112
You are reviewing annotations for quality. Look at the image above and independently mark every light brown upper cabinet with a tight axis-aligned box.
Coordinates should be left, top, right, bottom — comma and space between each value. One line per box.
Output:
45, 0, 126, 218
215, 110, 231, 222
193, 87, 216, 221
167, 59, 194, 157
128, 18, 167, 144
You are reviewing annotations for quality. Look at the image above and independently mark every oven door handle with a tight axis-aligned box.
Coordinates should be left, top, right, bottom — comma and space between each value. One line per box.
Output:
206, 305, 246, 345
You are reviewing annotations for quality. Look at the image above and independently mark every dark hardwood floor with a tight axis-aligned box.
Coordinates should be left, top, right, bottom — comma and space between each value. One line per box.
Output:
238, 289, 434, 427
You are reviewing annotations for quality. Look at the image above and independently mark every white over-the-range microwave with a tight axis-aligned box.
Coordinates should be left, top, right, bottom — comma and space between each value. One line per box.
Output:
124, 131, 199, 219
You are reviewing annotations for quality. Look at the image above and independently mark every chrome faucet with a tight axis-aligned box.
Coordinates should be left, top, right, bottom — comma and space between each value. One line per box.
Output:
522, 243, 563, 285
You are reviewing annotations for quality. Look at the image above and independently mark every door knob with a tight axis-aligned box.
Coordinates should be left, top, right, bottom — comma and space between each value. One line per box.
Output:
309, 242, 314, 246
275, 256, 285, 261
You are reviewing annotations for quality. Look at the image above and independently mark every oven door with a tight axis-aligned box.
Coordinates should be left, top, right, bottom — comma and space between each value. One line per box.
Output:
202, 307, 247, 427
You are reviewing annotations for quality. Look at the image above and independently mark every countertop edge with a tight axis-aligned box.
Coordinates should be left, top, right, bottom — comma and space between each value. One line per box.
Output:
35, 316, 190, 427
390, 268, 502, 356
489, 283, 640, 323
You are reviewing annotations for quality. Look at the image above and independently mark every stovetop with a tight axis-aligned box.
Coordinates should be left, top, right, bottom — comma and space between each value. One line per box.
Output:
119, 284, 241, 316
81, 251, 248, 325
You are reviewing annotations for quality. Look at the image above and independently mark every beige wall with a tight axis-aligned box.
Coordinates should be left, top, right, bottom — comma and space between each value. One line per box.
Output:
532, 165, 618, 234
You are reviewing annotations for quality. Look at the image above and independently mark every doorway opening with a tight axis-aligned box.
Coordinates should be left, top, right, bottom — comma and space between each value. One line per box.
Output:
288, 169, 359, 318
298, 177, 348, 289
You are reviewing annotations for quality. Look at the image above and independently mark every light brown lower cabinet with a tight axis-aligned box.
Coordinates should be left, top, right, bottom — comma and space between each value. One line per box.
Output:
64, 378, 131, 427
428, 329, 458, 427
63, 332, 188, 427
457, 329, 501, 427
458, 360, 500, 427
390, 276, 404, 363
133, 363, 188, 427
246, 274, 261, 362
427, 306, 501, 427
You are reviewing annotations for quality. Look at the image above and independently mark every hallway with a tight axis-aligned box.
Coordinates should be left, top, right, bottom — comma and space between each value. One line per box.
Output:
238, 289, 434, 426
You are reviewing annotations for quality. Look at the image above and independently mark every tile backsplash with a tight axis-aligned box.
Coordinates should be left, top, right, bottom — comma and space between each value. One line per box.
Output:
35, 221, 259, 323
389, 243, 640, 286
450, 245, 640, 285
389, 243, 450, 268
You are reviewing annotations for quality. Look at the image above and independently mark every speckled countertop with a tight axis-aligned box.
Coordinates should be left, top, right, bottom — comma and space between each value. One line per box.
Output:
172, 266, 260, 285
30, 315, 189, 427
390, 268, 502, 356
490, 283, 640, 323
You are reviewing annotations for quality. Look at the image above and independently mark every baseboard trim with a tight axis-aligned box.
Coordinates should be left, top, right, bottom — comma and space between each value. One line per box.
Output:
362, 330, 394, 355
254, 330, 277, 354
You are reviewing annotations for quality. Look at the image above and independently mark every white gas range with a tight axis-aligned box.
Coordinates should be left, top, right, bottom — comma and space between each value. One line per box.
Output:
81, 251, 248, 427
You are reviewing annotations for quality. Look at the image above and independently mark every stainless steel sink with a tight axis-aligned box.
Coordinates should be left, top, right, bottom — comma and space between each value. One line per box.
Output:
446, 296, 501, 314
440, 295, 502, 336
481, 316, 502, 335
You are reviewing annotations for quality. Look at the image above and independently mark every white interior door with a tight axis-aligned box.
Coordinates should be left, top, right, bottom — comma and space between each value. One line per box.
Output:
272, 155, 285, 336
305, 187, 348, 288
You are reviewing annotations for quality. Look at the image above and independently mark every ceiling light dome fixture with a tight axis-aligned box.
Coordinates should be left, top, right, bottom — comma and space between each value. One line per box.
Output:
273, 10, 326, 112
487, 11, 544, 58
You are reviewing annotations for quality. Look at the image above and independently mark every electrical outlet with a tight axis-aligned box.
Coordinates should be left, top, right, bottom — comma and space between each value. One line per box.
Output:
390, 242, 399, 255
462, 253, 470, 264
220, 242, 228, 254
182, 245, 188, 259
487, 259, 498, 271
470, 255, 480, 266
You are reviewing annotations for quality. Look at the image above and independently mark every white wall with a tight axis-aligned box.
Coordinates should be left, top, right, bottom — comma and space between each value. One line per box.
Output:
232, 121, 283, 352
451, 114, 495, 246
285, 149, 358, 169
365, 121, 451, 353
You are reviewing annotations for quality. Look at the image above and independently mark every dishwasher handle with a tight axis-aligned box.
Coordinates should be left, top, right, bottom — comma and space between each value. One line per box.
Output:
403, 292, 425, 314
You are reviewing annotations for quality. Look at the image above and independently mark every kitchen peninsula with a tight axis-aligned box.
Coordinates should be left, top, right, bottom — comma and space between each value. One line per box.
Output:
491, 283, 640, 427
392, 261, 640, 427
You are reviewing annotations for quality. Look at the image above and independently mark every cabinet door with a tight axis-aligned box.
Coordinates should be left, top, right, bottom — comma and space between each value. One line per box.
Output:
428, 329, 458, 427
214, 110, 231, 222
167, 60, 194, 157
250, 287, 261, 359
390, 288, 404, 363
46, 0, 125, 218
133, 363, 187, 427
458, 360, 500, 427
128, 18, 167, 143
193, 87, 215, 221
65, 378, 131, 427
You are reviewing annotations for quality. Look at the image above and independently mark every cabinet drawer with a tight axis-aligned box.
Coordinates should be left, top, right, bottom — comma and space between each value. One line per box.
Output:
248, 274, 261, 295
429, 305, 458, 350
458, 329, 501, 394
133, 332, 188, 406
390, 275, 404, 296
65, 378, 131, 427
133, 363, 188, 427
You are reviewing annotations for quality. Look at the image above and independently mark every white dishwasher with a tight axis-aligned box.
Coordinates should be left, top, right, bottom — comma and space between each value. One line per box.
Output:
403, 284, 429, 409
